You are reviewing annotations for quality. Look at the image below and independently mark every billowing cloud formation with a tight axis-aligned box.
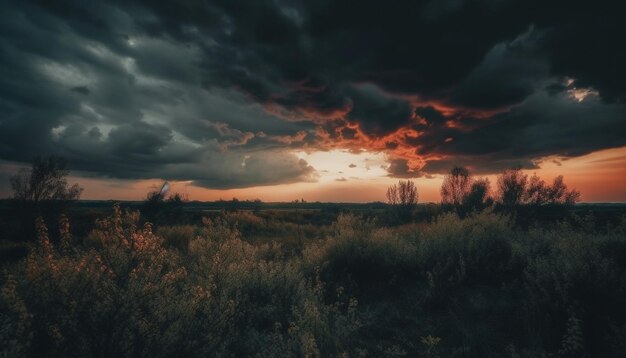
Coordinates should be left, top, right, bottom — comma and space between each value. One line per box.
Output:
0, 0, 625, 187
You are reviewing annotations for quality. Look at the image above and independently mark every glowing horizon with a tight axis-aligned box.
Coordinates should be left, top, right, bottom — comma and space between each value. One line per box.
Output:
2, 146, 623, 203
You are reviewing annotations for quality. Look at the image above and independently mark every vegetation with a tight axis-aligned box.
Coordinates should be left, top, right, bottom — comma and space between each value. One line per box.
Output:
1, 206, 360, 357
2, 161, 625, 357
142, 191, 185, 225
10, 156, 83, 204
497, 169, 580, 209
436, 166, 581, 224
1, 204, 625, 356
441, 166, 472, 209
386, 180, 419, 223
4, 156, 83, 245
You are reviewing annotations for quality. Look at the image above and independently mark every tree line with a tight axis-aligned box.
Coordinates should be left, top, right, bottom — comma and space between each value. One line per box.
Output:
7, 156, 582, 233
386, 166, 581, 221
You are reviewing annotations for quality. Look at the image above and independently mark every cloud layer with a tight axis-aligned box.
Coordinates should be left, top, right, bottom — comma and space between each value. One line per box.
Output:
1, 0, 625, 188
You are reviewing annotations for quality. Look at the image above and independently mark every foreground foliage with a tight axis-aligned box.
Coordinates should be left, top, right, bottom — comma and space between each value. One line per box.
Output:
2, 207, 626, 357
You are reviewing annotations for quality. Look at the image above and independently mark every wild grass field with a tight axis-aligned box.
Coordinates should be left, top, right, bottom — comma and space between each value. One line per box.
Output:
2, 203, 626, 357
1, 161, 626, 357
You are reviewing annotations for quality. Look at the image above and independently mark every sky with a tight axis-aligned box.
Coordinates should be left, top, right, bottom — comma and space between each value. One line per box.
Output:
0, 0, 625, 202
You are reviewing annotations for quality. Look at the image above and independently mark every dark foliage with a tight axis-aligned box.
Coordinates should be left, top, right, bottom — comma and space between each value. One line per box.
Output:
6, 156, 83, 243
386, 180, 419, 223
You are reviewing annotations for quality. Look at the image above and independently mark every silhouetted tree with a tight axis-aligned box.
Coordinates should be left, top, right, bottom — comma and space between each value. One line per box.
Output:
440, 167, 493, 215
142, 190, 185, 224
546, 175, 580, 205
496, 168, 528, 210
462, 178, 493, 212
10, 156, 82, 204
496, 169, 581, 216
441, 166, 472, 210
521, 173, 581, 206
8, 155, 83, 241
386, 180, 418, 222
524, 174, 548, 205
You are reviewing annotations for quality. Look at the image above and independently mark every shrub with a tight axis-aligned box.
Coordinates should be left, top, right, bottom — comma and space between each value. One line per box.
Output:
418, 211, 515, 287
305, 213, 418, 299
2, 206, 626, 357
519, 223, 626, 356
157, 225, 198, 251
0, 205, 361, 357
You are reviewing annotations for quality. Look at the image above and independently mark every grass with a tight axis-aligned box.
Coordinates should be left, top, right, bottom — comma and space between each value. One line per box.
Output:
1, 206, 626, 357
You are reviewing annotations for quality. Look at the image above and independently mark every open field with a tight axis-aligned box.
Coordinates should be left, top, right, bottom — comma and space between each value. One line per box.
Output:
2, 202, 626, 357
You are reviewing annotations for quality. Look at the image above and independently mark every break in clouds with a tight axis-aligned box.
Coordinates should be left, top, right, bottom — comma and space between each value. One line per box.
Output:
1, 0, 625, 188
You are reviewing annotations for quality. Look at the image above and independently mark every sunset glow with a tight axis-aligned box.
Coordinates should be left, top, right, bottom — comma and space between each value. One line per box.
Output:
3, 145, 622, 203
0, 2, 625, 203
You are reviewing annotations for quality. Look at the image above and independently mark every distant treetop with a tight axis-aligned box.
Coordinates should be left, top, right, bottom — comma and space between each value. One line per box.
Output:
10, 155, 83, 203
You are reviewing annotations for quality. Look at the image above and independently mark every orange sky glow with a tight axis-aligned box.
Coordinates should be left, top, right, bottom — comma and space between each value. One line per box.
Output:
3, 146, 622, 203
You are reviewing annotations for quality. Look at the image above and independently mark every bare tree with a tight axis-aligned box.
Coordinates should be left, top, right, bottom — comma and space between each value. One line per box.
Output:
441, 166, 472, 208
9, 156, 83, 241
496, 168, 528, 210
386, 180, 418, 221
10, 156, 83, 203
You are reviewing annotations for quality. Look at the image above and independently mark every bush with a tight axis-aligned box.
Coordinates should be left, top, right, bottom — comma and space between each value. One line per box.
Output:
519, 222, 626, 356
418, 211, 515, 287
2, 206, 626, 357
305, 213, 418, 299
157, 225, 198, 251
0, 205, 361, 357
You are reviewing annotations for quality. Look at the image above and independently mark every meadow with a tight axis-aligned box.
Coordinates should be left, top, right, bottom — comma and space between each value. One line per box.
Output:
1, 201, 626, 357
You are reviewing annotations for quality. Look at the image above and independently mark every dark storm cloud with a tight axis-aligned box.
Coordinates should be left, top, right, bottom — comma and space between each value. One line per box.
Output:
1, 0, 625, 187
107, 122, 172, 156
387, 158, 424, 178
120, 0, 537, 112
440, 28, 549, 109
344, 84, 414, 136
413, 91, 626, 173
530, 1, 626, 103
176, 152, 318, 190
0, 0, 321, 189
70, 86, 91, 95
